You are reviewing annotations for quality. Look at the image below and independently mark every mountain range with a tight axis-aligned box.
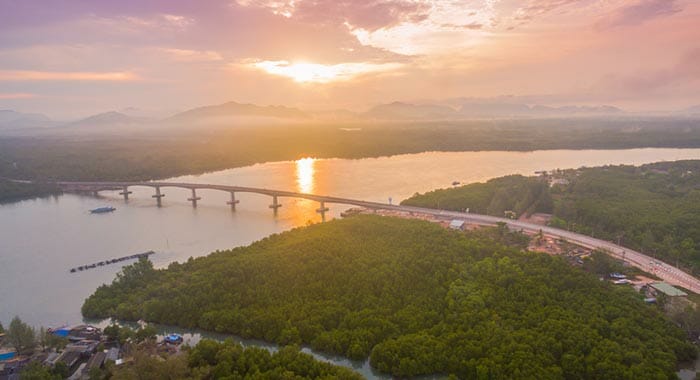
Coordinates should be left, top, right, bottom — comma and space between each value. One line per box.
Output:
0, 110, 56, 130
1, 100, 699, 133
362, 101, 624, 120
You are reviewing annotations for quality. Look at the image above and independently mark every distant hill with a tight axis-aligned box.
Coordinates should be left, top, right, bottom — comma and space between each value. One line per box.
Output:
0, 110, 55, 130
362, 101, 623, 120
529, 104, 623, 116
457, 102, 532, 117
167, 101, 309, 125
457, 102, 622, 118
63, 111, 151, 129
364, 101, 457, 120
680, 105, 700, 115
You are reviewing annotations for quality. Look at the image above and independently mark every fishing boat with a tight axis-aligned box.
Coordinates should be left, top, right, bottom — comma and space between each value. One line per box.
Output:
90, 206, 116, 214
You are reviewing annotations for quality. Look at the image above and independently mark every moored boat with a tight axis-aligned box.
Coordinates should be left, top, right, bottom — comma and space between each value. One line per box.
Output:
90, 206, 116, 214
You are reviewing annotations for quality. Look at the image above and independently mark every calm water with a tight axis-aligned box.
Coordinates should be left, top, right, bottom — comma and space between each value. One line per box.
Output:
3, 148, 700, 376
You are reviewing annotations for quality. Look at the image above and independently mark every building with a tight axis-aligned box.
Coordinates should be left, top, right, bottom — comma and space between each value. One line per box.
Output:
650, 282, 688, 297
105, 348, 119, 362
549, 178, 570, 187
449, 220, 465, 230
84, 351, 106, 373
0, 350, 15, 362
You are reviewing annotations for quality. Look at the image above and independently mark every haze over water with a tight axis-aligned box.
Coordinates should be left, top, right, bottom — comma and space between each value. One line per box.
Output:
3, 148, 700, 328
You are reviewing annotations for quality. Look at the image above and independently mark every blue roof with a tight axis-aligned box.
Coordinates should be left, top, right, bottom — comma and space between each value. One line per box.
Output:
0, 351, 16, 361
53, 329, 70, 337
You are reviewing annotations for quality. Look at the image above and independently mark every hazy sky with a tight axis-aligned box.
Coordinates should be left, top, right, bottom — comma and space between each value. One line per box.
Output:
0, 0, 699, 118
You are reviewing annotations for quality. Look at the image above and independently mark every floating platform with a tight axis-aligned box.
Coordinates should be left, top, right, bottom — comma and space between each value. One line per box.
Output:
69, 251, 155, 273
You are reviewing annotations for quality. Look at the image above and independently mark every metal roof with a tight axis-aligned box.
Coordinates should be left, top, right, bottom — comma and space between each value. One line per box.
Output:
651, 282, 688, 297
449, 220, 465, 228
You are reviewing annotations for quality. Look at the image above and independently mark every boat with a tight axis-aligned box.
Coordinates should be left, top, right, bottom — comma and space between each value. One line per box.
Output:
90, 206, 116, 214
452, 181, 461, 186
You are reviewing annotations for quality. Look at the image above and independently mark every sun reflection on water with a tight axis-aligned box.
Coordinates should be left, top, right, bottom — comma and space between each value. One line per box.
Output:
295, 157, 315, 194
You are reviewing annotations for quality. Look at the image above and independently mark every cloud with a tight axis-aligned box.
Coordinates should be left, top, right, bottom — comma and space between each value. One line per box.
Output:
160, 48, 224, 62
441, 22, 483, 30
0, 93, 36, 99
0, 70, 139, 81
512, 0, 581, 23
345, 1, 495, 56
596, 0, 682, 29
236, 0, 431, 31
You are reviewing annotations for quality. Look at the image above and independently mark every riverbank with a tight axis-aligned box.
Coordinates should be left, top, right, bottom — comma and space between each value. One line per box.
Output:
0, 179, 61, 203
4, 118, 700, 186
402, 160, 700, 277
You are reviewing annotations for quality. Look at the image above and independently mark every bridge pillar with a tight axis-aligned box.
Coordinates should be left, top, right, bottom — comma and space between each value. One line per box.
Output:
316, 201, 330, 222
187, 188, 202, 208
152, 186, 165, 207
119, 186, 132, 201
227, 192, 240, 211
269, 195, 282, 215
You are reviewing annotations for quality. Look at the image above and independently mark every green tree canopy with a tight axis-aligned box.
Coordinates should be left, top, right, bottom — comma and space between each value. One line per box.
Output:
7, 316, 36, 355
83, 216, 695, 378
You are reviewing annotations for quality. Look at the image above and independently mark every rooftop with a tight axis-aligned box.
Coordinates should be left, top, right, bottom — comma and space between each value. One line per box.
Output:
449, 220, 465, 229
650, 282, 688, 297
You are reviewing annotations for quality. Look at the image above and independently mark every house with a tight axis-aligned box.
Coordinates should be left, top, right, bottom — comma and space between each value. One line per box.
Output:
84, 351, 106, 373
549, 178, 570, 187
105, 348, 119, 362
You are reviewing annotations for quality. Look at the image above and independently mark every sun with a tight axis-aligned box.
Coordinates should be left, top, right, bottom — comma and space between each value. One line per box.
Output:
252, 60, 402, 84
288, 63, 336, 83
254, 61, 337, 83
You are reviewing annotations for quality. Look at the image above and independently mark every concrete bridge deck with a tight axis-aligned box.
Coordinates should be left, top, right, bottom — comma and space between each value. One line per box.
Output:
48, 180, 700, 294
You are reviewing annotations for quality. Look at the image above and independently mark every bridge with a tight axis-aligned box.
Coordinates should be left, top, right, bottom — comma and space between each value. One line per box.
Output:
52, 180, 700, 294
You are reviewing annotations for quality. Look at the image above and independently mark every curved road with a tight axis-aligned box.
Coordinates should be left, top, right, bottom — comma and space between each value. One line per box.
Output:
32, 179, 700, 294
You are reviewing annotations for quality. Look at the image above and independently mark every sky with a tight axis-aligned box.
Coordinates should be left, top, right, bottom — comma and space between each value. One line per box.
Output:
0, 0, 699, 119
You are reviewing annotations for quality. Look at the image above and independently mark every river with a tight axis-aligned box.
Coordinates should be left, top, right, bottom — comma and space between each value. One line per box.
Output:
2, 148, 700, 376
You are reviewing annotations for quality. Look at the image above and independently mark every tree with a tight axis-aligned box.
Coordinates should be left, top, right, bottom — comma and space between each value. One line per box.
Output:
0, 321, 4, 333
134, 325, 157, 343
51, 362, 69, 379
7, 316, 36, 355
19, 361, 69, 380
103, 324, 121, 342
681, 238, 696, 264
38, 326, 48, 351
19, 361, 54, 380
38, 328, 67, 351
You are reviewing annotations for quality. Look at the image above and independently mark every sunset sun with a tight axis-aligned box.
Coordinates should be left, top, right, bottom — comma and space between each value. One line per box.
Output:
252, 60, 400, 83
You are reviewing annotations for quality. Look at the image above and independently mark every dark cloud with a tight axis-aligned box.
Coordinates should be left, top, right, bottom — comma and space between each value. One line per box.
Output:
595, 0, 682, 29
0, 0, 410, 65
